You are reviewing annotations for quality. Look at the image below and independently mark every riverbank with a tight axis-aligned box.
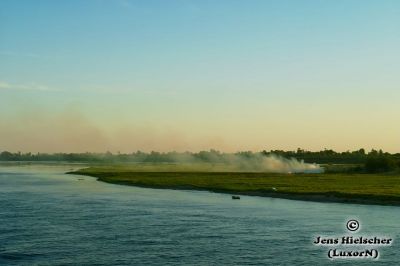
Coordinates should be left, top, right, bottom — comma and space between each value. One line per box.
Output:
68, 166, 400, 206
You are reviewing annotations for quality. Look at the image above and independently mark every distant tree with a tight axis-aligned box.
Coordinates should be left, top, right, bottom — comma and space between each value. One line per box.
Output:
0, 151, 14, 160
365, 156, 397, 173
353, 148, 365, 155
369, 149, 379, 156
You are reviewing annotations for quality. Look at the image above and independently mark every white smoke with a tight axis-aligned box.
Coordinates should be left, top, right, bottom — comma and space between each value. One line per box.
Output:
224, 154, 324, 173
256, 155, 323, 173
169, 152, 324, 173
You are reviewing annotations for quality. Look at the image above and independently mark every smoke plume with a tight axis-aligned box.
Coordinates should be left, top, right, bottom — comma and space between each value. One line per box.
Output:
167, 152, 323, 173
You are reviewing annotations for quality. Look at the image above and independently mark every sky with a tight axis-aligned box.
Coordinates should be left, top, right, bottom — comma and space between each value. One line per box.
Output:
0, 0, 399, 153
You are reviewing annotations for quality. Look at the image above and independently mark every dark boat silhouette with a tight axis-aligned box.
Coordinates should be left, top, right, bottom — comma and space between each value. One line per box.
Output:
232, 195, 240, 200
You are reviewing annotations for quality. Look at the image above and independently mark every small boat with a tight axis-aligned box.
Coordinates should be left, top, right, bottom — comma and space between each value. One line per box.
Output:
232, 195, 240, 200
77, 178, 84, 181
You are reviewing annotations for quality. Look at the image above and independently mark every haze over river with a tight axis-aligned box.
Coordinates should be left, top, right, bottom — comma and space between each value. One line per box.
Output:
0, 164, 399, 265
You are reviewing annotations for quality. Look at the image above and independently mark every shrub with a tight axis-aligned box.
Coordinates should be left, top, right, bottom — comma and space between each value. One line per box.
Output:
365, 156, 397, 173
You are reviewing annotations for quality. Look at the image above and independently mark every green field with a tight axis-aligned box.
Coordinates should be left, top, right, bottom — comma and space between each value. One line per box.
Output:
70, 164, 400, 206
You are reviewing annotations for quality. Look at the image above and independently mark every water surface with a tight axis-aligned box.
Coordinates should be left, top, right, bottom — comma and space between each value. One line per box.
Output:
0, 164, 398, 265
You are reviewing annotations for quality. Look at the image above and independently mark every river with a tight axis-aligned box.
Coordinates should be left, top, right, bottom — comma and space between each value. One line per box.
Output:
0, 164, 398, 265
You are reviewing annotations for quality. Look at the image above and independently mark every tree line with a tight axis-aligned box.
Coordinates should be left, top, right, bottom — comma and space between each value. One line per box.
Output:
1, 148, 399, 173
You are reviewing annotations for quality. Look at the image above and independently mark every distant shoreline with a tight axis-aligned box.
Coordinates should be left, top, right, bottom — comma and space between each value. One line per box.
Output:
68, 167, 400, 207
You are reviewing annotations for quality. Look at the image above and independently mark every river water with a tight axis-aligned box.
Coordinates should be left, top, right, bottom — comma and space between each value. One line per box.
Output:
0, 164, 399, 265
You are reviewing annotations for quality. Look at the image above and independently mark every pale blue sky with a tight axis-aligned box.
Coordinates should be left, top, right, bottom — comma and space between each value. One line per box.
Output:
1, 0, 399, 152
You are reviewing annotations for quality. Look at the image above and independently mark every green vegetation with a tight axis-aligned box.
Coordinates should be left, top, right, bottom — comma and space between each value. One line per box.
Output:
70, 164, 400, 206
365, 156, 398, 173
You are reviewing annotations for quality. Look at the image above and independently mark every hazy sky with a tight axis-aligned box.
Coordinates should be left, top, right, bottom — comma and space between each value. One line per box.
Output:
1, 0, 399, 153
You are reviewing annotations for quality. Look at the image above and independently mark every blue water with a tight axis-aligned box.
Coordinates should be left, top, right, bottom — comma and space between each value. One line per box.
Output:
0, 164, 399, 265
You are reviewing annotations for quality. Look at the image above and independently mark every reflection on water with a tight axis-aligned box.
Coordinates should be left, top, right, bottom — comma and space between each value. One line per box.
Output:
0, 164, 399, 265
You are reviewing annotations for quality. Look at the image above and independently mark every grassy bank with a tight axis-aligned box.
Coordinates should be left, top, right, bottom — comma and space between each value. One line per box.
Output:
69, 165, 400, 206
